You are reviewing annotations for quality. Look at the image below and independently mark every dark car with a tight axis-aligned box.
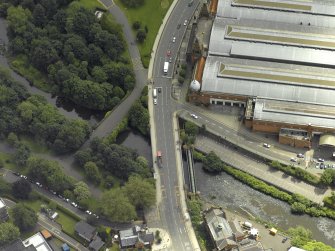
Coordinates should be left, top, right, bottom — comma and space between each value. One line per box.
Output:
282, 237, 288, 243
177, 24, 181, 29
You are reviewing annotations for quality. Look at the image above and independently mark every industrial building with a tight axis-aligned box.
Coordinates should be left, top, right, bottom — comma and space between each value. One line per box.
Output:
189, 0, 335, 147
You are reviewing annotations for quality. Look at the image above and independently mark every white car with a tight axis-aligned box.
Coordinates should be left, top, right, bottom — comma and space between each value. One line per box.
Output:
86, 210, 92, 215
297, 153, 304, 158
153, 98, 157, 105
263, 143, 270, 148
172, 37, 176, 43
190, 113, 198, 119
184, 20, 188, 26
290, 157, 297, 162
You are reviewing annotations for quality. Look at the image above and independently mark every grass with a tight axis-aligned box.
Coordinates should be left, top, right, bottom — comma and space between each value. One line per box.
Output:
114, 0, 173, 68
52, 237, 75, 251
19, 136, 50, 154
0, 152, 16, 170
9, 54, 51, 92
69, 0, 107, 10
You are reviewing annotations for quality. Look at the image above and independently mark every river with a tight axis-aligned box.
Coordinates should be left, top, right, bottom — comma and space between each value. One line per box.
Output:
191, 161, 335, 246
0, 18, 104, 125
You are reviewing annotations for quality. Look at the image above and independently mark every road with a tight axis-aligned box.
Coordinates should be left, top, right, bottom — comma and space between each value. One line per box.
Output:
1, 169, 133, 230
2, 198, 89, 251
150, 0, 200, 250
195, 135, 331, 203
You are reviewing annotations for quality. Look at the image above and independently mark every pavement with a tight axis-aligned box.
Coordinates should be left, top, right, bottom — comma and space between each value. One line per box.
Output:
195, 134, 333, 203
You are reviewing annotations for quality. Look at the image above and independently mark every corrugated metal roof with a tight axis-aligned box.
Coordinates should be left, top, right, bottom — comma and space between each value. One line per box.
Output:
319, 134, 335, 146
201, 56, 335, 105
253, 98, 335, 129
217, 0, 335, 28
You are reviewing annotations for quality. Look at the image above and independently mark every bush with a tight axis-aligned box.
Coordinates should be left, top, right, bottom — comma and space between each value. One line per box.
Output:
179, 69, 186, 78
178, 76, 184, 84
121, 0, 145, 8
132, 21, 141, 30
291, 202, 306, 214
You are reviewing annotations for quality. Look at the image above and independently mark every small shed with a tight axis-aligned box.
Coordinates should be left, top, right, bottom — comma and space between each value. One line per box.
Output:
62, 243, 70, 251
269, 228, 277, 236
41, 229, 52, 240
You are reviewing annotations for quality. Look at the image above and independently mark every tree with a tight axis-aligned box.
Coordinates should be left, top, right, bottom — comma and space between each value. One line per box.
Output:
178, 76, 185, 84
13, 142, 31, 167
99, 189, 136, 222
7, 6, 32, 36
123, 176, 155, 209
84, 161, 101, 184
132, 21, 141, 30
184, 121, 199, 136
7, 132, 18, 147
136, 30, 146, 43
320, 169, 335, 186
73, 181, 91, 203
291, 202, 306, 214
74, 149, 92, 167
203, 151, 223, 173
0, 222, 20, 246
11, 203, 38, 231
12, 179, 32, 199
128, 101, 149, 135
32, 4, 46, 27
288, 226, 312, 247
303, 241, 335, 251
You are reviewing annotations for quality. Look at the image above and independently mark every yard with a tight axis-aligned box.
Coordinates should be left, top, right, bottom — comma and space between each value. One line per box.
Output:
114, 0, 173, 68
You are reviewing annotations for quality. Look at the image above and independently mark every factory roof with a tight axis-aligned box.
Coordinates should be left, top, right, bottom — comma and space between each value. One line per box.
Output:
217, 0, 335, 28
253, 98, 335, 129
201, 56, 335, 105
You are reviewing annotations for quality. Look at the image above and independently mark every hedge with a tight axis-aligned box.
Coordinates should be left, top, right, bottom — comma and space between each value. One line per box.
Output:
103, 117, 129, 145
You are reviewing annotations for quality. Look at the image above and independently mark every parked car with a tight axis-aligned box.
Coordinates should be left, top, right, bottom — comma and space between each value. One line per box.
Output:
184, 20, 188, 26
166, 50, 171, 57
35, 182, 42, 188
263, 143, 270, 148
153, 98, 157, 105
290, 158, 297, 162
13, 172, 20, 176
190, 113, 198, 119
297, 153, 304, 158
320, 163, 325, 169
86, 210, 92, 215
282, 237, 288, 243
318, 158, 325, 162
71, 202, 78, 208
172, 37, 176, 43
177, 24, 181, 29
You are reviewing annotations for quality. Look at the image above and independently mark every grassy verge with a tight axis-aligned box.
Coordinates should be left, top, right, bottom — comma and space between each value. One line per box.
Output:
0, 152, 15, 170
19, 136, 50, 154
70, 0, 107, 10
114, 0, 173, 68
9, 54, 51, 92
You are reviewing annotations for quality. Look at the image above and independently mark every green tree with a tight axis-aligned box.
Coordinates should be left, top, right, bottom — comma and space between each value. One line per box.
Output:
7, 6, 32, 35
74, 149, 92, 167
73, 181, 91, 203
12, 179, 32, 199
32, 4, 46, 27
203, 151, 223, 173
320, 169, 335, 186
84, 161, 101, 184
291, 202, 306, 214
99, 189, 136, 222
11, 203, 38, 232
7, 132, 18, 147
123, 175, 155, 209
13, 142, 31, 167
132, 21, 141, 30
288, 226, 312, 247
92, 66, 107, 83
128, 101, 149, 135
136, 30, 146, 43
303, 241, 335, 251
0, 222, 20, 246
184, 121, 199, 136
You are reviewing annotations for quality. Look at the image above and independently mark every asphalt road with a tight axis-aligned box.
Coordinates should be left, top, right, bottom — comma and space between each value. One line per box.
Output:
151, 0, 200, 250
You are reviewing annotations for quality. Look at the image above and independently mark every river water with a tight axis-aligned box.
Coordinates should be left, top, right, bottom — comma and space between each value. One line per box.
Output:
192, 162, 335, 246
0, 18, 104, 125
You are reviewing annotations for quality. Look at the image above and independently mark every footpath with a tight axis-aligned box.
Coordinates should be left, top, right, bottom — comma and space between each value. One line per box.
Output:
195, 135, 333, 204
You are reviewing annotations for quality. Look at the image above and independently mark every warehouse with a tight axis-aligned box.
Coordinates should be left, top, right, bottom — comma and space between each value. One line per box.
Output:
189, 0, 335, 145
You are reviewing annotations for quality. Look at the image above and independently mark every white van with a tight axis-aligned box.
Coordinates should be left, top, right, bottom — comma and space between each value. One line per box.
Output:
153, 88, 157, 98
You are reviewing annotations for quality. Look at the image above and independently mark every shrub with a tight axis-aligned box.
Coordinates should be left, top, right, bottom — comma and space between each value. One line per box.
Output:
132, 21, 141, 30
178, 76, 184, 84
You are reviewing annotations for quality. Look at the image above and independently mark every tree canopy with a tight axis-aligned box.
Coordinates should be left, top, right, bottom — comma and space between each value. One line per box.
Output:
12, 178, 32, 199
5, 2, 134, 110
11, 203, 38, 232
0, 222, 20, 246
203, 151, 224, 173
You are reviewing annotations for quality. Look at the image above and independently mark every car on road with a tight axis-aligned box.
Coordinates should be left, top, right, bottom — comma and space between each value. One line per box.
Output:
316, 162, 320, 168
290, 157, 297, 162
71, 202, 78, 208
172, 37, 176, 43
297, 153, 304, 158
35, 182, 42, 188
13, 172, 20, 176
20, 175, 27, 180
263, 143, 270, 148
153, 98, 157, 105
177, 24, 181, 29
282, 237, 288, 243
158, 87, 161, 93
318, 158, 325, 162
86, 210, 92, 215
184, 20, 188, 26
169, 57, 172, 63
166, 50, 171, 57
190, 113, 198, 119
320, 163, 325, 169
